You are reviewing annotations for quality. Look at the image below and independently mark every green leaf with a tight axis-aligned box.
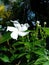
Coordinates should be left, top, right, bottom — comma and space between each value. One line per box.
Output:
34, 40, 42, 47
34, 57, 47, 65
43, 27, 49, 35
12, 42, 24, 47
35, 48, 45, 56
26, 54, 31, 62
0, 46, 8, 51
10, 53, 26, 62
43, 61, 49, 65
0, 32, 11, 44
0, 55, 10, 62
10, 54, 18, 62
17, 53, 26, 59
26, 54, 30, 59
12, 42, 31, 50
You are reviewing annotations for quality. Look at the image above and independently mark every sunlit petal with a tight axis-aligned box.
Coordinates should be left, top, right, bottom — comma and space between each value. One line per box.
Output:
10, 20, 21, 30
11, 32, 18, 40
10, 20, 19, 24
7, 26, 18, 32
21, 24, 24, 27
24, 23, 29, 28
14, 23, 21, 29
18, 31, 29, 36
20, 23, 29, 31
20, 26, 28, 31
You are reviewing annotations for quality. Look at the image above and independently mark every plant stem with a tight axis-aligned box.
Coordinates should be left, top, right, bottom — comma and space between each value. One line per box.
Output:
15, 60, 21, 65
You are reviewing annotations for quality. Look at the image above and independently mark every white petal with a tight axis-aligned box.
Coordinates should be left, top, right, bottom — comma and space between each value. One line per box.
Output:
14, 23, 21, 28
7, 26, 18, 32
10, 32, 18, 40
21, 25, 28, 31
24, 23, 29, 28
21, 24, 24, 27
18, 31, 29, 36
10, 20, 19, 24
10, 20, 21, 30
20, 23, 29, 31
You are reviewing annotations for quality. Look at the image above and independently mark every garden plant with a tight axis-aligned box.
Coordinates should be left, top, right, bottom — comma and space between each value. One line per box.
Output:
0, 0, 49, 65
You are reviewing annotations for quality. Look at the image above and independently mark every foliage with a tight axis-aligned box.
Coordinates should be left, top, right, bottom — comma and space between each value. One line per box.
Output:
0, 4, 5, 18
0, 23, 49, 65
0, 0, 49, 65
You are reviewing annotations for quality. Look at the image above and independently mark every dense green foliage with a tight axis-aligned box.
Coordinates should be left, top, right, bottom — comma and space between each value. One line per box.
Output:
0, 0, 49, 65
0, 25, 49, 65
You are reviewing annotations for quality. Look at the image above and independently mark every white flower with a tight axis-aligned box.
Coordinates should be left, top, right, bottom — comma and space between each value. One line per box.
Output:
10, 20, 29, 31
44, 22, 46, 25
36, 21, 40, 24
7, 21, 29, 40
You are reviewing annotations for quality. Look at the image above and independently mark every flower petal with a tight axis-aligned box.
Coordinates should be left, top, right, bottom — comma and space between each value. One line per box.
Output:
10, 20, 19, 24
20, 23, 29, 31
14, 23, 21, 29
10, 20, 21, 30
18, 31, 29, 36
7, 26, 18, 32
21, 26, 28, 31
24, 23, 29, 28
10, 32, 18, 40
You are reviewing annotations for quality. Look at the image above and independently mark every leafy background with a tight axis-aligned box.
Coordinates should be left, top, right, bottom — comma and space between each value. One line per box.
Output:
0, 0, 49, 65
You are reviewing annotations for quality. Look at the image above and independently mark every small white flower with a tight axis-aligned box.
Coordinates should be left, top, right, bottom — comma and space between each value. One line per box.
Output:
44, 22, 46, 25
7, 21, 29, 40
10, 20, 29, 31
36, 21, 40, 24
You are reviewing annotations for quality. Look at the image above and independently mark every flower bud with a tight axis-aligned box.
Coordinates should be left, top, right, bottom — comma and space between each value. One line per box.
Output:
44, 22, 46, 25
36, 21, 40, 24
